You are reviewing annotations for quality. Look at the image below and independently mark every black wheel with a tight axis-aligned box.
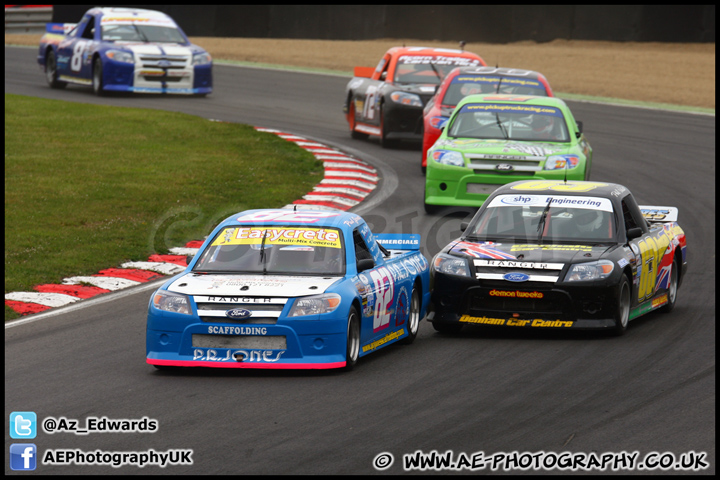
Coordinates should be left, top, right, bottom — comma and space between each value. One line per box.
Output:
92, 57, 105, 96
44, 50, 66, 89
348, 99, 369, 140
612, 275, 631, 336
379, 105, 399, 148
399, 287, 421, 345
432, 321, 463, 334
659, 258, 680, 313
344, 306, 361, 370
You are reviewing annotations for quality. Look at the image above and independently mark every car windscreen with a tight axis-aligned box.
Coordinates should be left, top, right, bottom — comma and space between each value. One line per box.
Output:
101, 24, 186, 43
394, 55, 482, 85
447, 103, 570, 142
466, 194, 616, 243
193, 225, 345, 276
441, 75, 549, 107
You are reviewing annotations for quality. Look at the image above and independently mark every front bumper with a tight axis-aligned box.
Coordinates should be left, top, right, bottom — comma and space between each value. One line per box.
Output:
103, 61, 212, 95
424, 165, 585, 208
430, 272, 620, 330
146, 309, 347, 369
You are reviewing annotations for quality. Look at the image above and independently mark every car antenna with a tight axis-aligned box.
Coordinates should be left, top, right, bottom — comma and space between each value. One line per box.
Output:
293, 204, 297, 212
563, 158, 569, 183
459, 40, 466, 52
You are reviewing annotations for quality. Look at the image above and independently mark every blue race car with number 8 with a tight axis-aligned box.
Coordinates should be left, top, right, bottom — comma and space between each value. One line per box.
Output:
37, 7, 212, 96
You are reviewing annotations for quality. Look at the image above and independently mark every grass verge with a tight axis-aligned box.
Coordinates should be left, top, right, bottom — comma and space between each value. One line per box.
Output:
4, 93, 323, 321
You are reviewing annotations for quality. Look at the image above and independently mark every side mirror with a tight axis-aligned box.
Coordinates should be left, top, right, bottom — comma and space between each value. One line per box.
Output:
186, 255, 194, 266
575, 121, 583, 139
460, 221, 469, 232
380, 71, 387, 81
357, 258, 375, 272
627, 227, 643, 240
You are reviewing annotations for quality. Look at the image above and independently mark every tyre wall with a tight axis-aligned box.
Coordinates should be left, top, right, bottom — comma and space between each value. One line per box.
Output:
53, 5, 715, 43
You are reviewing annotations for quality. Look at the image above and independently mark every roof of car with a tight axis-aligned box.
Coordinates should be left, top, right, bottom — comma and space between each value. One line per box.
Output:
386, 46, 483, 58
456, 93, 567, 108
218, 209, 365, 230
448, 66, 544, 79
496, 180, 630, 199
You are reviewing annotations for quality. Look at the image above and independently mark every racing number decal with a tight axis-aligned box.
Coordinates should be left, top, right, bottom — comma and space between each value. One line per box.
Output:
71, 41, 89, 72
369, 266, 394, 332
363, 85, 378, 121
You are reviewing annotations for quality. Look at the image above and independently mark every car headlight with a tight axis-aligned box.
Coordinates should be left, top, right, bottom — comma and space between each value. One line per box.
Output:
564, 260, 614, 282
287, 293, 341, 317
545, 155, 580, 170
192, 52, 212, 66
432, 253, 471, 277
429, 116, 449, 130
152, 290, 192, 315
106, 49, 134, 64
390, 91, 423, 107
430, 149, 465, 167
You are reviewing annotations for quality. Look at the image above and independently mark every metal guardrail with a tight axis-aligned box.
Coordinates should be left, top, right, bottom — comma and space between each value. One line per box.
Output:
5, 6, 53, 34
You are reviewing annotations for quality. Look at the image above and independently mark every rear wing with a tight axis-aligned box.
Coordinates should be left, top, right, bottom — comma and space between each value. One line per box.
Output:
640, 206, 678, 223
45, 22, 76, 35
374, 233, 421, 251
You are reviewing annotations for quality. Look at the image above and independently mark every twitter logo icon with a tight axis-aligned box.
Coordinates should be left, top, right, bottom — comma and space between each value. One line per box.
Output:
10, 412, 37, 439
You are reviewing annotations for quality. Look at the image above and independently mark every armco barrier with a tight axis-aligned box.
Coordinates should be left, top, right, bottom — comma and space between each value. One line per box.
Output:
5, 5, 53, 34
50, 5, 715, 43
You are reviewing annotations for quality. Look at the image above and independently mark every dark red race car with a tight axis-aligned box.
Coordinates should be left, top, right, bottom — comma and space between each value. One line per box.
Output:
343, 46, 486, 148
421, 67, 553, 173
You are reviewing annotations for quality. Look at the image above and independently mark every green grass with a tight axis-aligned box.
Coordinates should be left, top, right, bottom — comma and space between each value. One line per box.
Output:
4, 94, 324, 320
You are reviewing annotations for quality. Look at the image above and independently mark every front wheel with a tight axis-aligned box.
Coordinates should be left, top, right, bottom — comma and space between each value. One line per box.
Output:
92, 57, 105, 96
45, 50, 66, 89
344, 306, 361, 370
659, 258, 679, 313
611, 275, 631, 336
379, 105, 399, 148
399, 287, 422, 345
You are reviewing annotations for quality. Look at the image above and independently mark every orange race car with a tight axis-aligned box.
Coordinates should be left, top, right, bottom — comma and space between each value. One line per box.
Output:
343, 46, 486, 148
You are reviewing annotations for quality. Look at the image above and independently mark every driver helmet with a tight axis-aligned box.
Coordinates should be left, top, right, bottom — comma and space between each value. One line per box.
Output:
460, 83, 483, 96
576, 210, 604, 233
532, 115, 555, 136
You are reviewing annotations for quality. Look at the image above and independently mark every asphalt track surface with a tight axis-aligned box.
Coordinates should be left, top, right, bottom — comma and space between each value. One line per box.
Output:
4, 46, 716, 475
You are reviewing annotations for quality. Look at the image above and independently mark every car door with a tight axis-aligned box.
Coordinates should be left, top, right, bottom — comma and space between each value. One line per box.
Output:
622, 194, 664, 305
352, 228, 396, 348
57, 14, 95, 81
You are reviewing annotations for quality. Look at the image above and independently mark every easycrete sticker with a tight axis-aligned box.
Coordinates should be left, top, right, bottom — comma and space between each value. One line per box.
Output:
212, 227, 341, 249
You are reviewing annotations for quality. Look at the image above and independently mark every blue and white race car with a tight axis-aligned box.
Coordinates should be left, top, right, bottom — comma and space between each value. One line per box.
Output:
146, 209, 431, 370
37, 7, 212, 96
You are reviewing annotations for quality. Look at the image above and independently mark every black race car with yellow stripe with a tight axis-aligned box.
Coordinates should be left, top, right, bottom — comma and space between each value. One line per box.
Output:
429, 180, 687, 335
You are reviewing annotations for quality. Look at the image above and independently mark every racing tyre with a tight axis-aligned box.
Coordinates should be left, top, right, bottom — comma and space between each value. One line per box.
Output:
44, 50, 66, 89
379, 105, 399, 149
344, 306, 361, 370
348, 100, 368, 140
611, 275, 631, 336
92, 57, 106, 96
659, 258, 680, 313
399, 286, 421, 345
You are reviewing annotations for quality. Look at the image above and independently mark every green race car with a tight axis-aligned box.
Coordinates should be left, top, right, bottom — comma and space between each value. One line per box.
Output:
424, 94, 592, 213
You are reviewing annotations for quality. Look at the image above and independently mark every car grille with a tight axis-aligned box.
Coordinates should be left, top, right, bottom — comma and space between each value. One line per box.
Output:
463, 286, 570, 318
192, 334, 287, 350
138, 54, 189, 69
472, 259, 564, 283
466, 154, 544, 173
193, 295, 287, 324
